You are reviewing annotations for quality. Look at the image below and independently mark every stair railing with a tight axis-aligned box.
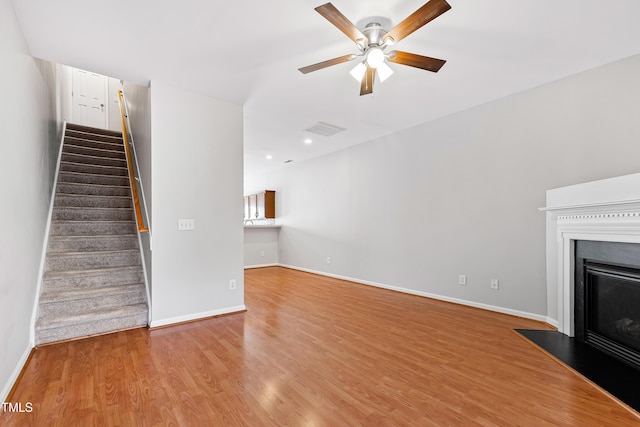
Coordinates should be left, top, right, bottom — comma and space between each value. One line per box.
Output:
117, 90, 150, 233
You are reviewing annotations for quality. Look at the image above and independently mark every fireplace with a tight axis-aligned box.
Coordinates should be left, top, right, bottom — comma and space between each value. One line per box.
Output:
574, 240, 640, 370
541, 172, 640, 338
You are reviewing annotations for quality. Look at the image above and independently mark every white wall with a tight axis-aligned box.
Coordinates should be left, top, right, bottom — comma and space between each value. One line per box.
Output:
244, 227, 280, 268
149, 82, 244, 326
122, 81, 153, 296
0, 0, 61, 401
261, 54, 640, 322
122, 82, 152, 224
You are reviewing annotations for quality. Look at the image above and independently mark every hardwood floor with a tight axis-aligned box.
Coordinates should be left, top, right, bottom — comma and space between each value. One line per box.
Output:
2, 266, 639, 426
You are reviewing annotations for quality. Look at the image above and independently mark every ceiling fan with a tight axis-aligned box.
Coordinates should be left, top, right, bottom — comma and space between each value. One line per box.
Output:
299, 0, 451, 96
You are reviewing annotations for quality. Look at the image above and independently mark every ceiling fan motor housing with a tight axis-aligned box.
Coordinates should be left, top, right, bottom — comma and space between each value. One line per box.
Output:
363, 22, 388, 48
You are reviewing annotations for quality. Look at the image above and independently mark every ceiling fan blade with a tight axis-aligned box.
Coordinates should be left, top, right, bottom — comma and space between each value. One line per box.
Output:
315, 3, 368, 44
298, 54, 357, 74
360, 66, 376, 96
388, 51, 446, 72
384, 0, 451, 44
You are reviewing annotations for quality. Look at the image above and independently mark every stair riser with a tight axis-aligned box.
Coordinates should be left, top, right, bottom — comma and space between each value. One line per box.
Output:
57, 183, 131, 197
52, 221, 137, 236
43, 269, 145, 292
63, 144, 126, 160
60, 162, 128, 177
55, 195, 133, 209
35, 312, 147, 346
61, 153, 126, 168
64, 136, 124, 152
58, 172, 129, 187
48, 235, 138, 253
53, 207, 134, 221
46, 252, 141, 272
39, 290, 146, 318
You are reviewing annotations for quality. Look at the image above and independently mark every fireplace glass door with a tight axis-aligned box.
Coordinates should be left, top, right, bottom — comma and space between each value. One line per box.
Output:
586, 262, 640, 369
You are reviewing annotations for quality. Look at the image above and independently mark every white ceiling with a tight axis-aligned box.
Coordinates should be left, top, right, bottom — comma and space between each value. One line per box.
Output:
11, 0, 640, 179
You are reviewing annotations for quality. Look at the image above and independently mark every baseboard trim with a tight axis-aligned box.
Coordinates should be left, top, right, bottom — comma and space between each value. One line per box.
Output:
1, 345, 34, 403
149, 305, 247, 329
545, 317, 560, 329
278, 264, 550, 325
244, 263, 279, 269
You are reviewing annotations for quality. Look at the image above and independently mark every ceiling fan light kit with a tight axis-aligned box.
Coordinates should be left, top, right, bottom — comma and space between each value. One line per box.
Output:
299, 0, 451, 96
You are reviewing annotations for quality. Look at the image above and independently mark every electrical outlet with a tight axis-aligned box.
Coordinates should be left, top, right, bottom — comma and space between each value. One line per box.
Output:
260, 251, 265, 257
459, 275, 467, 286
327, 257, 331, 264
229, 279, 236, 290
177, 218, 195, 230
490, 279, 499, 290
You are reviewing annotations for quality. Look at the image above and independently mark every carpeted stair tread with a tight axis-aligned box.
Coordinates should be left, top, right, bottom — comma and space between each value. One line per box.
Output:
53, 206, 134, 221
40, 284, 145, 304
36, 303, 147, 329
54, 194, 133, 208
48, 234, 138, 252
35, 304, 148, 345
66, 123, 122, 135
64, 135, 124, 151
43, 264, 143, 279
56, 182, 132, 197
51, 219, 136, 233
63, 144, 126, 160
38, 285, 146, 318
61, 152, 127, 168
58, 171, 130, 186
60, 161, 128, 176
42, 265, 145, 292
46, 249, 141, 272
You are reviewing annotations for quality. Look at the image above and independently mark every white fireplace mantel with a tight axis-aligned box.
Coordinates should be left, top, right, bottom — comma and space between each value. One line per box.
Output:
541, 173, 640, 336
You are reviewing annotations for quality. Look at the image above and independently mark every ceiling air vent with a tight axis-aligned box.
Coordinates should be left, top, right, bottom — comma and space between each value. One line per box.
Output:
304, 122, 346, 137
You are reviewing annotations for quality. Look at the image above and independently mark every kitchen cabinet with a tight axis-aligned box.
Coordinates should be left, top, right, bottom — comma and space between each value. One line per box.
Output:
244, 190, 275, 220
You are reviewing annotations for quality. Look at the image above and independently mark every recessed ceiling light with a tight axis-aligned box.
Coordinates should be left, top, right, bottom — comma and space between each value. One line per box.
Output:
266, 155, 273, 160
304, 138, 313, 144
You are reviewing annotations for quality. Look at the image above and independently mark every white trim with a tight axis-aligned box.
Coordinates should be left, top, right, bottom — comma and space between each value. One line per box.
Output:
0, 345, 32, 403
30, 122, 68, 346
538, 199, 640, 212
244, 263, 279, 269
278, 264, 550, 324
546, 317, 560, 329
554, 214, 640, 336
149, 305, 246, 328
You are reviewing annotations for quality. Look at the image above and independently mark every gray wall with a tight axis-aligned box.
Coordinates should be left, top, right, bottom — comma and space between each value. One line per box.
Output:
0, 0, 62, 401
122, 81, 153, 298
259, 54, 640, 322
244, 228, 280, 267
149, 82, 245, 326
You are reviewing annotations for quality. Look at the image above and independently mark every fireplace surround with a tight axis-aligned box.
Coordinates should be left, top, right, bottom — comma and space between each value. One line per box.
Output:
542, 173, 640, 339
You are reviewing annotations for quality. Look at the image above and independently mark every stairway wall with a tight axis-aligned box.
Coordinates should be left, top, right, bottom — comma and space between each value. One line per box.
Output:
122, 81, 152, 295
0, 0, 65, 402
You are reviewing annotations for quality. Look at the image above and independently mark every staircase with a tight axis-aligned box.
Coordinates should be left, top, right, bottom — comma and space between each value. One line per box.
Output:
35, 123, 148, 346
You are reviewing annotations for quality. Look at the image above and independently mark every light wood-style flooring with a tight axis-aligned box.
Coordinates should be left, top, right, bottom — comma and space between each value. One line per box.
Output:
2, 267, 639, 426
